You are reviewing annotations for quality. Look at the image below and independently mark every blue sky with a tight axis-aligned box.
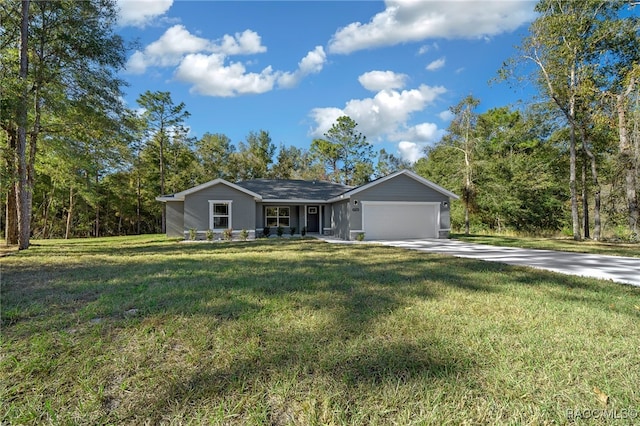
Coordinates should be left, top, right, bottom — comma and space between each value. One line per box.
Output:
116, 0, 537, 162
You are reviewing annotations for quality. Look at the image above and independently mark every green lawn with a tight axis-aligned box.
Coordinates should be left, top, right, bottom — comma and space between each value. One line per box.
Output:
452, 234, 640, 258
2, 235, 639, 425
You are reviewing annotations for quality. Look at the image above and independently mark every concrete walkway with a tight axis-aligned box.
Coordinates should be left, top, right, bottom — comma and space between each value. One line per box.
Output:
317, 236, 640, 287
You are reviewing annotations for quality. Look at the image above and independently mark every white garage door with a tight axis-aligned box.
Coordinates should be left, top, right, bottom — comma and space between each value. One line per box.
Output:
362, 202, 439, 240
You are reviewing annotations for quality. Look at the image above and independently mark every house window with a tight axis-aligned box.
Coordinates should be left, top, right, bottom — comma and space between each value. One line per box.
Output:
266, 206, 290, 227
209, 200, 232, 230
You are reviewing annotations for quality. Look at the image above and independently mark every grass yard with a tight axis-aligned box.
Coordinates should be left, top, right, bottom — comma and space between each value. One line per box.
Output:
452, 234, 640, 258
2, 235, 639, 425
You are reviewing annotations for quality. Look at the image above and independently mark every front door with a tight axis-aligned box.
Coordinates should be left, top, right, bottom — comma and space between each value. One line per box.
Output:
307, 206, 320, 233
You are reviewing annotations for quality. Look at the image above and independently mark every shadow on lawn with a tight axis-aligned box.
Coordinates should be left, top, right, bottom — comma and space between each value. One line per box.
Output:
3, 238, 633, 330
3, 238, 638, 423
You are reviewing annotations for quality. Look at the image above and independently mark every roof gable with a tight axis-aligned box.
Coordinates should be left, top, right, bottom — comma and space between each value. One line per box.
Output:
156, 178, 262, 202
328, 170, 459, 201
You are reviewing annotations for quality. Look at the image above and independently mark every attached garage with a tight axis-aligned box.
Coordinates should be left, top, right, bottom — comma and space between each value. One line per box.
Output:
362, 201, 440, 240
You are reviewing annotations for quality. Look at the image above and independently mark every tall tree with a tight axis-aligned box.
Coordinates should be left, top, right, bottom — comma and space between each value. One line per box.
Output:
376, 148, 411, 177
195, 132, 235, 181
504, 0, 640, 240
246, 130, 276, 179
1, 0, 127, 247
614, 73, 639, 232
448, 95, 480, 235
136, 91, 190, 233
314, 116, 374, 185
14, 0, 29, 248
416, 105, 567, 234
270, 144, 301, 179
310, 138, 340, 181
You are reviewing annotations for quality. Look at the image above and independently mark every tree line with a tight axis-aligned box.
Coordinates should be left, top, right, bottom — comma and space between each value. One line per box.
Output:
420, 0, 638, 241
2, 0, 638, 248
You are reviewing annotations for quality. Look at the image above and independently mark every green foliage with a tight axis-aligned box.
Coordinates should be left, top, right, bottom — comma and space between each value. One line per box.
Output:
262, 226, 271, 238
229, 130, 276, 181
223, 228, 233, 241
312, 116, 374, 185
189, 228, 197, 241
195, 133, 235, 181
239, 229, 249, 241
376, 149, 411, 177
276, 226, 284, 238
206, 229, 214, 241
418, 105, 568, 234
289, 226, 296, 236
356, 232, 365, 241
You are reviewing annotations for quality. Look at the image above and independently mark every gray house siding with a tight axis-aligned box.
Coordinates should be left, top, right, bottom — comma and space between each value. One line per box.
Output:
349, 174, 450, 233
332, 200, 350, 240
355, 174, 448, 202
183, 184, 256, 232
166, 201, 184, 237
322, 205, 331, 234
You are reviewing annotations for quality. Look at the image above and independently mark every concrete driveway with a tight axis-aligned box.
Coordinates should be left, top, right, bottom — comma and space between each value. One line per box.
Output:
369, 239, 640, 287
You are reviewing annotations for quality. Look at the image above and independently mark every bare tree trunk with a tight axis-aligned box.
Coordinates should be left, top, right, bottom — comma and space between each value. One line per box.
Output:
136, 171, 141, 234
42, 189, 53, 239
5, 186, 19, 245
94, 173, 100, 237
582, 156, 590, 239
569, 122, 580, 240
4, 127, 19, 245
65, 187, 74, 239
464, 150, 471, 235
617, 81, 639, 232
581, 135, 601, 241
568, 63, 581, 240
159, 132, 166, 234
16, 0, 31, 250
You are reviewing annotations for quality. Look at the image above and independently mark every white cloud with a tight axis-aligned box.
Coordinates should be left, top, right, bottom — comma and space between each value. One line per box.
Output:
125, 25, 324, 96
175, 53, 278, 97
393, 122, 442, 142
125, 51, 148, 74
278, 46, 327, 89
426, 57, 445, 71
117, 0, 173, 27
214, 30, 267, 56
417, 42, 439, 55
309, 84, 446, 140
328, 0, 535, 54
308, 108, 345, 138
125, 26, 267, 74
438, 110, 454, 121
358, 70, 408, 92
398, 141, 423, 163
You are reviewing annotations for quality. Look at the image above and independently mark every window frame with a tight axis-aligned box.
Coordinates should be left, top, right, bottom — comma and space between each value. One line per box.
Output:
265, 206, 290, 227
208, 200, 232, 230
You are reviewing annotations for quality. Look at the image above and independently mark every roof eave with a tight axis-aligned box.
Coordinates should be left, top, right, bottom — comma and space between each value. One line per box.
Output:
261, 198, 332, 203
156, 195, 184, 202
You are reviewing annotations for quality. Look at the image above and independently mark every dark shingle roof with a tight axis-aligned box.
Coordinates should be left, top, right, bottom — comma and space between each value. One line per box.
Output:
236, 179, 352, 200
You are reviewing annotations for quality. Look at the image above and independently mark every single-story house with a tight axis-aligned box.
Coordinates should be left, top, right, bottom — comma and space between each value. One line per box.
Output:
156, 169, 459, 240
